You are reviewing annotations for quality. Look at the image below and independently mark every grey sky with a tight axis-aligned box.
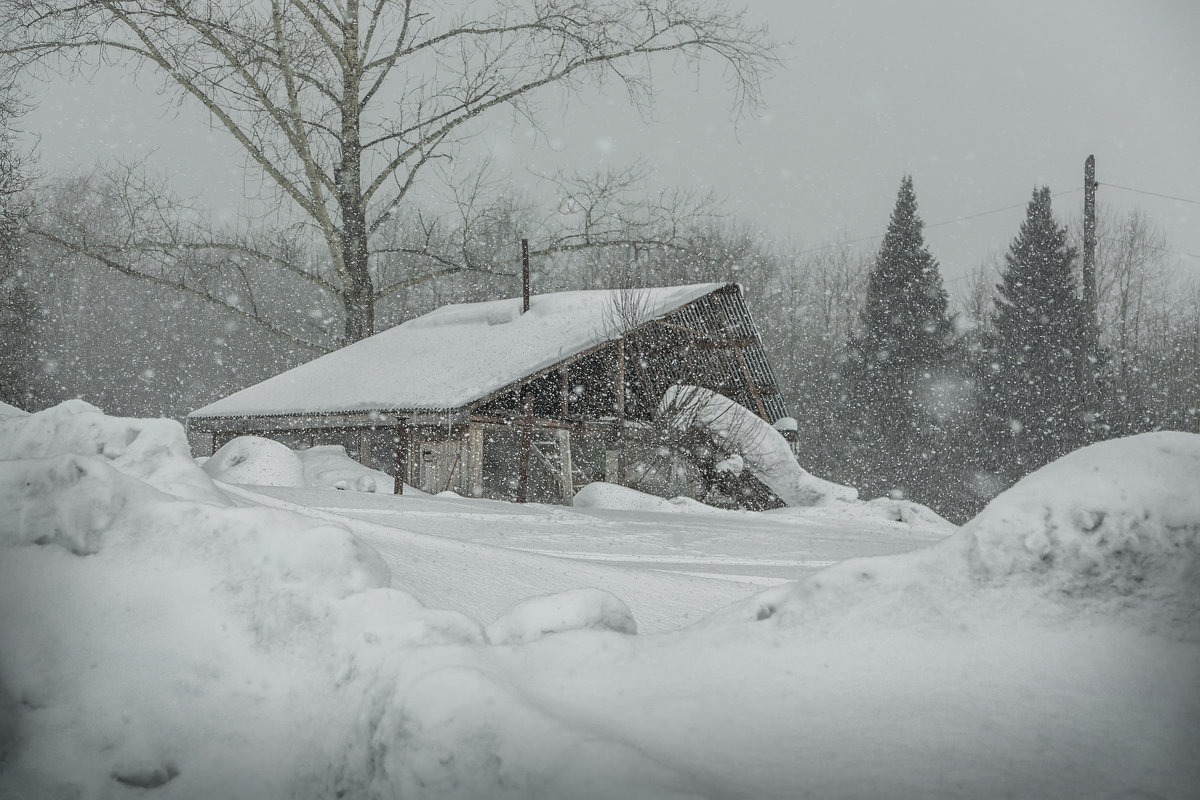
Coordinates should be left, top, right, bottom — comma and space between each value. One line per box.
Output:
23, 0, 1200, 296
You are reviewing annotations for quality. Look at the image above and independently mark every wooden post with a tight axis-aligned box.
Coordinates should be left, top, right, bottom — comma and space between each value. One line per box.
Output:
560, 367, 570, 417
516, 387, 533, 502
1082, 155, 1099, 351
393, 422, 407, 495
468, 422, 484, 498
521, 238, 530, 314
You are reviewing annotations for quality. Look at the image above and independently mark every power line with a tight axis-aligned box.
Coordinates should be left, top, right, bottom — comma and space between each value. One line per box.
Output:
1100, 182, 1200, 208
795, 188, 1081, 257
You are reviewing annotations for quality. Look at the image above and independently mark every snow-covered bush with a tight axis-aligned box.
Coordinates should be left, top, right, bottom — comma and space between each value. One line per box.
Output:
487, 588, 638, 645
660, 385, 857, 508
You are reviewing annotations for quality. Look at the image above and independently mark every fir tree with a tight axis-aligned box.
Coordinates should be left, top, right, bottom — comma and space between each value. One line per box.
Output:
844, 176, 957, 503
983, 186, 1096, 480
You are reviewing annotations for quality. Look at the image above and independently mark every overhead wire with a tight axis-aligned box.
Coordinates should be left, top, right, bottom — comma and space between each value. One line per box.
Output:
793, 183, 1200, 262
793, 188, 1081, 257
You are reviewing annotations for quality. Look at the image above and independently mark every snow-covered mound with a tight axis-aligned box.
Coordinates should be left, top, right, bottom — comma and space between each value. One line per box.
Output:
0, 399, 222, 504
201, 434, 306, 487
4, 406, 1197, 799
297, 445, 392, 492
487, 588, 638, 645
768, 495, 956, 534
572, 481, 699, 513
661, 385, 857, 506
202, 435, 392, 492
711, 431, 1200, 629
0, 400, 28, 419
0, 403, 694, 798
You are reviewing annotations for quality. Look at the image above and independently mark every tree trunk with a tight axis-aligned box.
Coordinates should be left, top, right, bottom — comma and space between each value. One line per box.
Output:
337, 3, 373, 345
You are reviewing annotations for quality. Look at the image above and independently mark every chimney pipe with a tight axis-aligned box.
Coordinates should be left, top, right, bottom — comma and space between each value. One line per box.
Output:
521, 238, 530, 313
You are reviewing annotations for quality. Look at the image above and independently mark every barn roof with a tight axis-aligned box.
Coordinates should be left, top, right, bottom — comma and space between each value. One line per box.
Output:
190, 283, 725, 419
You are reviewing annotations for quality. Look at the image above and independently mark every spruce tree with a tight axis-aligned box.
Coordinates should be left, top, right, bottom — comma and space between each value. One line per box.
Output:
984, 186, 1095, 480
844, 176, 956, 503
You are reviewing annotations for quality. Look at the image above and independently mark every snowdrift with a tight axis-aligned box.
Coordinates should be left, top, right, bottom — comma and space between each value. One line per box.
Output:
710, 431, 1200, 630
2, 403, 1197, 799
573, 481, 723, 514
202, 435, 393, 492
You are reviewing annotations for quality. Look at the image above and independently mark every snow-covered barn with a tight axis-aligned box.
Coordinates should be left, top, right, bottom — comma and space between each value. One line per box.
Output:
187, 282, 792, 503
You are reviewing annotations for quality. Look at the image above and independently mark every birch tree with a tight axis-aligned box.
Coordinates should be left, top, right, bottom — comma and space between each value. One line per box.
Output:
3, 0, 776, 346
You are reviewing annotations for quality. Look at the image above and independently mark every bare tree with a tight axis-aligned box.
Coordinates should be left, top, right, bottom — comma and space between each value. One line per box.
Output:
4, 0, 777, 346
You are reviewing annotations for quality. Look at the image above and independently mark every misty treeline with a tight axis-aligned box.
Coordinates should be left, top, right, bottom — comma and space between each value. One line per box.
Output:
4, 160, 1197, 520
1, 0, 1197, 520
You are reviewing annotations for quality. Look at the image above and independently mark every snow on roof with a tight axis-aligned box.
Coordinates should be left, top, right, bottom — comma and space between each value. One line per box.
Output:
191, 283, 725, 418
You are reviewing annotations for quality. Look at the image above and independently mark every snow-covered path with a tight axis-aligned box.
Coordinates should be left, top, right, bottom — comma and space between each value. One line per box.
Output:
233, 484, 949, 630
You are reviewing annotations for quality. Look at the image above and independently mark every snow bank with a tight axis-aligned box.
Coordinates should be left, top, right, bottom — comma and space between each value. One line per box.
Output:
0, 403, 701, 798
4, 406, 1197, 799
487, 588, 638, 645
661, 385, 857, 506
710, 431, 1200, 629
0, 399, 222, 504
201, 435, 392, 492
0, 400, 28, 419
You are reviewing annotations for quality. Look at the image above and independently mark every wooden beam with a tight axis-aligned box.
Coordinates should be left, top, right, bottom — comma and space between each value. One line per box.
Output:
724, 318, 769, 421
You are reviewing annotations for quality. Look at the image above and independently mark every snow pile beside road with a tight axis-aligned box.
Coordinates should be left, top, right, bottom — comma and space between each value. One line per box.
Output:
1, 399, 222, 504
0, 404, 409, 796
202, 435, 392, 492
661, 385, 857, 506
711, 431, 1200, 630
0, 403, 693, 798
0, 401, 27, 419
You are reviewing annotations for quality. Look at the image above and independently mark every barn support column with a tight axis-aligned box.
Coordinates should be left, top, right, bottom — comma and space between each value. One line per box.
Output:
516, 387, 533, 503
393, 422, 408, 495
468, 422, 484, 497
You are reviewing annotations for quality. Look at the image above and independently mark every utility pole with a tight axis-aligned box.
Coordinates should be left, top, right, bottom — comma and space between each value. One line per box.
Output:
1083, 155, 1098, 351
521, 237, 531, 313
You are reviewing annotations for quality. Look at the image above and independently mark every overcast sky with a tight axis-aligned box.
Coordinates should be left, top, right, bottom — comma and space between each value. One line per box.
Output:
23, 0, 1200, 297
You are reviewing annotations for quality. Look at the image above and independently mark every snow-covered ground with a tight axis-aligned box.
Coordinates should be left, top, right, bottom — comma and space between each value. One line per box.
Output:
2, 401, 1198, 799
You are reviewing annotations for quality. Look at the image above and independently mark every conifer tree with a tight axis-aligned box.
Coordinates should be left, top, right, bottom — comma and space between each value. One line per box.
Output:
983, 186, 1096, 480
844, 176, 956, 503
